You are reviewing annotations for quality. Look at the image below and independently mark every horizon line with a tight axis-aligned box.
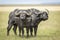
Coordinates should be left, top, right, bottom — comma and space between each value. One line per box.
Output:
0, 4, 60, 6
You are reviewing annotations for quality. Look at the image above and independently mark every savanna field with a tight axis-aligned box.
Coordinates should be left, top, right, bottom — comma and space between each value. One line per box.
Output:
0, 5, 60, 40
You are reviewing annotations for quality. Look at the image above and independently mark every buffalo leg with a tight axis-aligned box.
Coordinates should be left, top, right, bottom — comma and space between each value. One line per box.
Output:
19, 27, 21, 36
13, 24, 17, 35
21, 27, 24, 37
7, 24, 12, 36
34, 26, 38, 36
26, 27, 29, 37
30, 27, 33, 36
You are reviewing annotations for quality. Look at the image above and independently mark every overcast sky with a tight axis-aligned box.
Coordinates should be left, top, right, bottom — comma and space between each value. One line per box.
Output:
0, 0, 60, 4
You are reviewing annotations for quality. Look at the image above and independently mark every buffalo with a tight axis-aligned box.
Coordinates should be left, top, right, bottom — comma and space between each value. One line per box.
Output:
29, 8, 49, 36
7, 8, 49, 37
7, 9, 30, 37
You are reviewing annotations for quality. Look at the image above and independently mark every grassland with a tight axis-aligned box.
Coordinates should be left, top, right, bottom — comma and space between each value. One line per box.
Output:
0, 6, 60, 40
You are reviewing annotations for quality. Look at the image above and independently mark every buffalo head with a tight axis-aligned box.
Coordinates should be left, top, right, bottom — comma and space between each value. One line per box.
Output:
39, 9, 49, 21
18, 10, 30, 21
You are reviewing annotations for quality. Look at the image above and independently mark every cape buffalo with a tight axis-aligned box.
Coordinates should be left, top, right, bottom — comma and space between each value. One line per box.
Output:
7, 9, 30, 36
29, 8, 48, 36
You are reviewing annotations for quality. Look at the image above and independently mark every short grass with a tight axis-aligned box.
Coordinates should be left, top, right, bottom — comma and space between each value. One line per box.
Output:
0, 11, 60, 40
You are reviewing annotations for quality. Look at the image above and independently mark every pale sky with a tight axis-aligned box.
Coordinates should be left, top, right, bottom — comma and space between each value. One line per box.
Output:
0, 0, 60, 4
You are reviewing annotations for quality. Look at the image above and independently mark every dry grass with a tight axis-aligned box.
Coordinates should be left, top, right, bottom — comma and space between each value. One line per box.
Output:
0, 5, 60, 12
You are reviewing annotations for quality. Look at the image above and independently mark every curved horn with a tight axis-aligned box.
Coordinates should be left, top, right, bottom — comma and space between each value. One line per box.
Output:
15, 10, 20, 16
25, 9, 32, 15
45, 9, 49, 13
14, 9, 19, 12
26, 11, 31, 15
